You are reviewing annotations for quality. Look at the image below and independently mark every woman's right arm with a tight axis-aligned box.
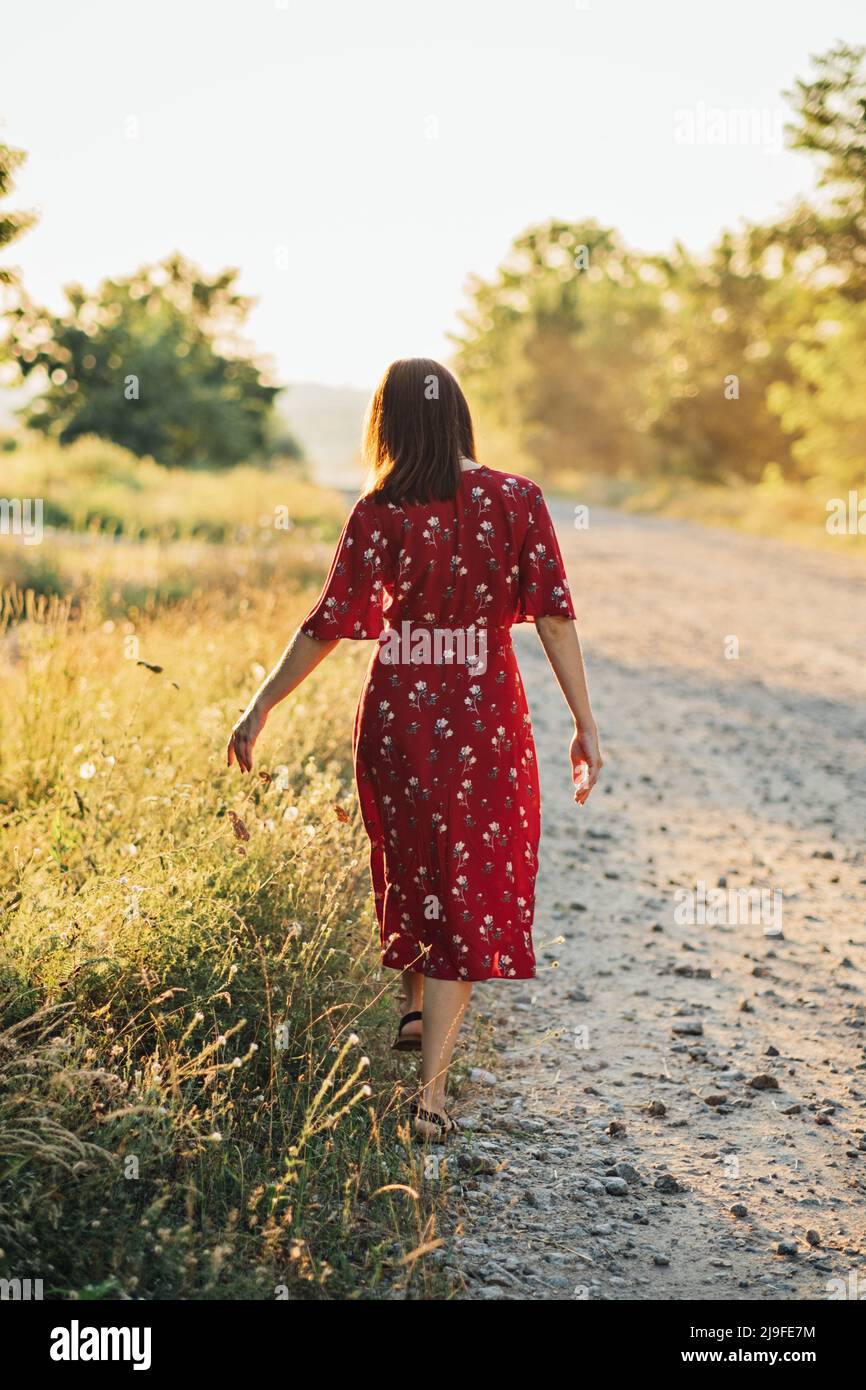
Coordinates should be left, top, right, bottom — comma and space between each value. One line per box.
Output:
227, 628, 338, 773
535, 615, 603, 804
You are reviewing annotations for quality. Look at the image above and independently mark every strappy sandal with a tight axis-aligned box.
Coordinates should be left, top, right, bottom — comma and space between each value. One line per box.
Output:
391, 1010, 423, 1052
410, 1101, 460, 1143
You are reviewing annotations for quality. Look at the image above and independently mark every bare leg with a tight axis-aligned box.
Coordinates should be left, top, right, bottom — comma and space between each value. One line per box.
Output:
398, 968, 424, 1044
417, 978, 473, 1135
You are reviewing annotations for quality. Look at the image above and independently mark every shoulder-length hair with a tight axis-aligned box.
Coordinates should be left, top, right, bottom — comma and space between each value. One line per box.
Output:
362, 358, 478, 504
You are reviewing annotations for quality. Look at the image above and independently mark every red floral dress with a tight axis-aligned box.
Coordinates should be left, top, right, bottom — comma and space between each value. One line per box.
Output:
301, 465, 575, 981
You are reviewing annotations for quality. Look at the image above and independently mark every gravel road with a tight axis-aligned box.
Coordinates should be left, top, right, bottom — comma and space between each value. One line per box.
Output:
443, 505, 866, 1301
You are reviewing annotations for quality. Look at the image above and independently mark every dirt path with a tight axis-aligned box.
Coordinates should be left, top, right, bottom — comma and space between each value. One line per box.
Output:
442, 506, 866, 1301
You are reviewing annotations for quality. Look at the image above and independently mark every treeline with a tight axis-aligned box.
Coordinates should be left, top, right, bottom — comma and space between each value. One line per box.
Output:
452, 43, 866, 492
0, 157, 299, 469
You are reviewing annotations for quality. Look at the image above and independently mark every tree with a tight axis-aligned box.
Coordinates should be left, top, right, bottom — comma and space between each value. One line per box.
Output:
647, 229, 807, 483
452, 46, 866, 492
0, 140, 37, 288
5, 254, 282, 467
757, 43, 866, 302
768, 297, 866, 489
452, 220, 663, 478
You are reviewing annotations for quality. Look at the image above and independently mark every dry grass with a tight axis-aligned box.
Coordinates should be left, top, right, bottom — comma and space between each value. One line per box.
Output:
0, 462, 454, 1301
540, 466, 866, 550
1, 433, 338, 541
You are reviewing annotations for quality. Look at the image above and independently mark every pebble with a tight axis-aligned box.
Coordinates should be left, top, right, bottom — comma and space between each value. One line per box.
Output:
654, 1174, 683, 1194
603, 1178, 629, 1196
748, 1073, 780, 1091
457, 1150, 500, 1175
469, 1069, 498, 1087
612, 1162, 641, 1184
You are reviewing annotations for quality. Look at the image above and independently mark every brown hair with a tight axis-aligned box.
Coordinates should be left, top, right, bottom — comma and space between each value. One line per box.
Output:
362, 358, 478, 504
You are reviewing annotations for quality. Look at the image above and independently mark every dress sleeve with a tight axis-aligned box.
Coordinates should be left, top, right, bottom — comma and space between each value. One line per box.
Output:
515, 483, 576, 622
301, 498, 391, 640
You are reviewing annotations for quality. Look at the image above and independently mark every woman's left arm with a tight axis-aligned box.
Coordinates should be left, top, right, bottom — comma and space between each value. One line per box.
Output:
227, 628, 338, 773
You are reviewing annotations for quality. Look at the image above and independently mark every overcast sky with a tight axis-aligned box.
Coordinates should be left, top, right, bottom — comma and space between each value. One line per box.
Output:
3, 0, 863, 389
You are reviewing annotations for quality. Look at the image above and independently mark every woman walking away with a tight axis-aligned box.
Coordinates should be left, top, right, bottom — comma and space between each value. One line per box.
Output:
227, 358, 603, 1142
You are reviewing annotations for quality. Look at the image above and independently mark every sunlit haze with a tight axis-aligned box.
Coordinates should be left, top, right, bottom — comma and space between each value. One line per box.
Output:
4, 0, 864, 389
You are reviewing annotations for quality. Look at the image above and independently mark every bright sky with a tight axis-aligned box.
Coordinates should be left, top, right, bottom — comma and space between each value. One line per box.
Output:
3, 0, 863, 389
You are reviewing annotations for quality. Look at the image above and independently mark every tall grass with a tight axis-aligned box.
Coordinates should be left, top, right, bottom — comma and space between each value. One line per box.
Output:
472, 420, 865, 550
1, 434, 338, 540
0, 434, 351, 614
544, 464, 866, 549
0, 467, 452, 1301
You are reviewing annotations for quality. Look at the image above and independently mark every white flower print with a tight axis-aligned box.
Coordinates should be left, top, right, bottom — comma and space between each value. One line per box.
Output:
301, 467, 574, 983
470, 486, 491, 515
464, 683, 483, 714
476, 520, 495, 555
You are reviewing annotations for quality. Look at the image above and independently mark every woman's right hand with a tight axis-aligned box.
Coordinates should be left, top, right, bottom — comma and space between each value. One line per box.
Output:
570, 724, 603, 805
227, 700, 268, 774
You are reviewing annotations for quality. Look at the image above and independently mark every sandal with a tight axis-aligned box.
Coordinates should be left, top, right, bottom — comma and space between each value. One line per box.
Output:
391, 1010, 423, 1052
410, 1101, 459, 1143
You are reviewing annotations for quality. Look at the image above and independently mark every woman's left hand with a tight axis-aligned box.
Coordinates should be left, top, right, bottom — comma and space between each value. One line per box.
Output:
570, 723, 603, 805
227, 701, 267, 773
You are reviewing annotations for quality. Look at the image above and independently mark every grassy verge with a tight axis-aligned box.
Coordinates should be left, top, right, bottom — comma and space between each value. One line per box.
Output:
544, 465, 866, 551
471, 422, 864, 550
0, 458, 453, 1301
0, 434, 350, 617
0, 434, 339, 541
